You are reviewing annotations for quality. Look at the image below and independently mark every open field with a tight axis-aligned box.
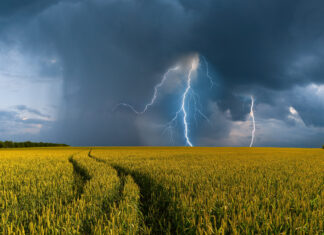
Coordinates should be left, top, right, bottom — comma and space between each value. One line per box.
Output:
0, 147, 323, 234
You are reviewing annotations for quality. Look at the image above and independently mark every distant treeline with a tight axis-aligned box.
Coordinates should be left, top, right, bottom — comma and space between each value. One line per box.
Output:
0, 141, 69, 148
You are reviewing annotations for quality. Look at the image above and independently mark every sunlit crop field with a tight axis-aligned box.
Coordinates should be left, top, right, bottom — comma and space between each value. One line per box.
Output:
0, 147, 323, 234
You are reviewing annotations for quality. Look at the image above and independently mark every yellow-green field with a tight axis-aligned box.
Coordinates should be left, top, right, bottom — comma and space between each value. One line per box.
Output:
0, 147, 323, 234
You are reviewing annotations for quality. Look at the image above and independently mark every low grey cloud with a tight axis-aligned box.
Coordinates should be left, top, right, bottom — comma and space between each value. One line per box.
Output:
0, 107, 53, 141
14, 105, 50, 119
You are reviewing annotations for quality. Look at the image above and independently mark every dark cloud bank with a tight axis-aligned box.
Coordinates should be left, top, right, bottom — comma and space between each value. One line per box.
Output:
2, 0, 324, 146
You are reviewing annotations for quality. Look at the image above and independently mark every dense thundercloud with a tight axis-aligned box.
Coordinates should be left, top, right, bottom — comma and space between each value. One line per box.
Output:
1, 0, 324, 147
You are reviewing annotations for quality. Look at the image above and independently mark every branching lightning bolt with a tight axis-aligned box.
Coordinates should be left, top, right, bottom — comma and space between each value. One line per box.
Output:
116, 55, 211, 147
164, 58, 200, 147
249, 96, 256, 147
114, 66, 179, 114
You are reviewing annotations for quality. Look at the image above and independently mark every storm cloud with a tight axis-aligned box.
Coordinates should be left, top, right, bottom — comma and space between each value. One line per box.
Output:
1, 0, 324, 146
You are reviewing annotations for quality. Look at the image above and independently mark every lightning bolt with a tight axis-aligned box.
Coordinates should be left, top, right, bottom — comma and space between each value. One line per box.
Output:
114, 66, 179, 114
249, 96, 256, 147
164, 57, 200, 146
116, 55, 210, 147
181, 59, 198, 146
201, 56, 215, 88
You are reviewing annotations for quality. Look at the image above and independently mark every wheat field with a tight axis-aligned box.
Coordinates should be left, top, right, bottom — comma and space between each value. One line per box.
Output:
0, 147, 323, 234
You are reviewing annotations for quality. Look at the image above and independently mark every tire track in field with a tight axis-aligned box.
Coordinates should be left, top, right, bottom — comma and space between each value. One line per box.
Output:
88, 151, 189, 234
87, 151, 138, 228
68, 155, 91, 199
88, 149, 106, 163
68, 154, 94, 234
110, 165, 188, 234
87, 150, 126, 209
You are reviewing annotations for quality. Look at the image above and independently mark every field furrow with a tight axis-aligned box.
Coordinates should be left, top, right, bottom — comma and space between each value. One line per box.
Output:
68, 155, 91, 199
88, 150, 106, 163
86, 150, 144, 234
110, 164, 189, 234
89, 152, 182, 233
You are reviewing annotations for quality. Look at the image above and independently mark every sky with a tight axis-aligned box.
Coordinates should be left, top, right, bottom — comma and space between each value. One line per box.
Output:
1, 0, 324, 147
